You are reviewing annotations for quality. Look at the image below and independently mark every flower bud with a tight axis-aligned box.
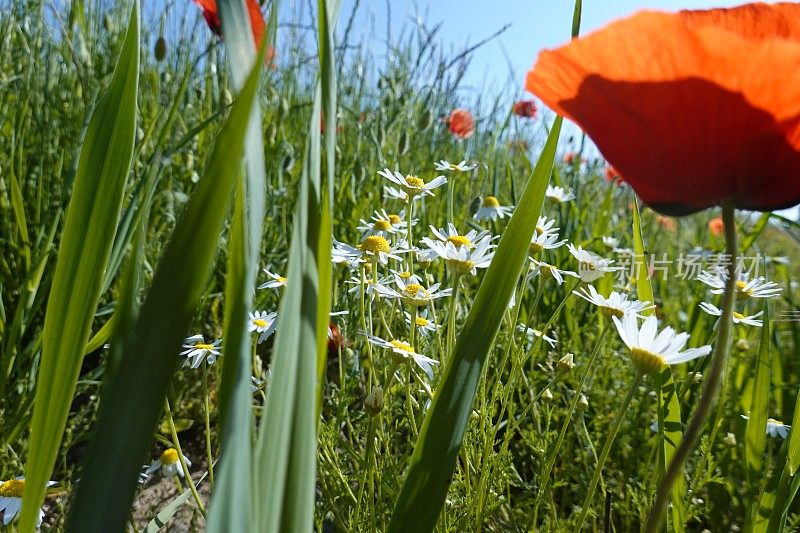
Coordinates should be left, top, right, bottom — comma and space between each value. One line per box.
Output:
365, 387, 384, 416
735, 339, 752, 352
558, 353, 576, 373
722, 432, 737, 446
154, 37, 167, 61
578, 394, 589, 411
541, 388, 554, 402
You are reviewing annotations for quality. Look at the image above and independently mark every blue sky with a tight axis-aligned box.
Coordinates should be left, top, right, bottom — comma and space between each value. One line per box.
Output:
335, 1, 763, 94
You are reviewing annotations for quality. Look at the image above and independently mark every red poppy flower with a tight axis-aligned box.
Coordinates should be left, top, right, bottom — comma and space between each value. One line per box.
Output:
327, 323, 345, 358
604, 166, 623, 184
448, 108, 475, 139
512, 100, 537, 119
708, 217, 724, 236
192, 0, 273, 64
656, 215, 676, 232
525, 3, 800, 216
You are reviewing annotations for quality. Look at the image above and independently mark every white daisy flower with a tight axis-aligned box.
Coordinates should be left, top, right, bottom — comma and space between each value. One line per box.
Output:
529, 259, 579, 285
573, 285, 653, 318
422, 223, 489, 251
248, 310, 278, 343
698, 302, 763, 327
415, 246, 440, 266
767, 418, 791, 439
366, 334, 439, 379
378, 168, 447, 199
145, 448, 191, 478
516, 324, 558, 348
390, 269, 423, 285
331, 239, 364, 268
357, 209, 406, 237
567, 244, 622, 282
0, 477, 55, 528
741, 415, 792, 439
435, 159, 477, 172
545, 185, 575, 204
529, 230, 567, 254
258, 269, 287, 290
405, 309, 440, 336
180, 335, 222, 368
473, 196, 514, 221
374, 275, 452, 307
602, 236, 620, 250
425, 234, 494, 275
697, 270, 782, 300
333, 236, 405, 267
345, 275, 392, 296
612, 314, 712, 374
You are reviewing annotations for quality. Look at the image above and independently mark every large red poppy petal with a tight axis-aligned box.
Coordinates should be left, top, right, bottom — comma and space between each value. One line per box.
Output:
526, 5, 800, 214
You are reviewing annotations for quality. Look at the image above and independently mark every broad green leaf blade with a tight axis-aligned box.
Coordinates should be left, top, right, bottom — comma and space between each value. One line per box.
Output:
633, 200, 685, 531
787, 386, 800, 476
66, 51, 264, 533
389, 117, 562, 533
206, 1, 272, 530
741, 212, 771, 254
253, 2, 340, 530
143, 490, 193, 533
746, 302, 771, 476
20, 3, 139, 530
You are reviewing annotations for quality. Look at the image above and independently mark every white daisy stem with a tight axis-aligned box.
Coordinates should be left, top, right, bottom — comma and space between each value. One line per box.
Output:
163, 397, 206, 516
531, 322, 612, 526
575, 371, 643, 531
405, 365, 419, 437
406, 196, 414, 274
645, 202, 737, 533
360, 266, 374, 390
409, 306, 418, 351
447, 177, 455, 223
201, 360, 214, 489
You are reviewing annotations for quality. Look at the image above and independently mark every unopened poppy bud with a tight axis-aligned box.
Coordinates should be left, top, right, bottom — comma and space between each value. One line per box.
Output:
417, 109, 433, 130
541, 388, 554, 402
736, 339, 751, 352
558, 353, 576, 373
722, 432, 737, 446
578, 394, 589, 411
154, 37, 167, 61
103, 14, 114, 33
398, 130, 409, 155
365, 387, 384, 416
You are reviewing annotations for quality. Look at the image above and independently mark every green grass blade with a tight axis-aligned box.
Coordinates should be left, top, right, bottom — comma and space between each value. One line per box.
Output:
787, 388, 800, 477
206, 1, 272, 529
389, 117, 562, 533
633, 200, 686, 532
19, 3, 140, 530
66, 50, 264, 533
746, 302, 771, 475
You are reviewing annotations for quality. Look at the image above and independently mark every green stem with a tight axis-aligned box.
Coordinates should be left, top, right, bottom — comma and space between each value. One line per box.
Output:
446, 274, 461, 362
531, 323, 611, 527
645, 201, 737, 533
201, 360, 214, 489
574, 371, 643, 531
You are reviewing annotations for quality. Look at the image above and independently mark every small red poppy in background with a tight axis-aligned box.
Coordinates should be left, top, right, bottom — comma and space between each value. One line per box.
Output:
525, 3, 800, 216
708, 217, 724, 236
656, 215, 676, 232
447, 108, 475, 139
604, 166, 623, 184
512, 100, 537, 119
192, 0, 274, 64
562, 152, 586, 166
327, 323, 345, 359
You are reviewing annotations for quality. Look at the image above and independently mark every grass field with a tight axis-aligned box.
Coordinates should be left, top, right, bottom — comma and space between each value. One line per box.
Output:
1, 0, 799, 531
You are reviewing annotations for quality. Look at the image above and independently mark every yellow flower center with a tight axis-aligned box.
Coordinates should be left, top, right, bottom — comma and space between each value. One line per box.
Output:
195, 343, 214, 350
482, 196, 500, 208
277, 276, 287, 283
374, 219, 392, 231
160, 448, 180, 465
415, 316, 429, 327
733, 312, 745, 321
398, 271, 412, 279
390, 340, 414, 352
253, 319, 268, 328
535, 225, 545, 236
404, 284, 429, 299
768, 418, 783, 425
0, 479, 25, 497
736, 280, 752, 299
361, 235, 391, 254
630, 347, 666, 375
388, 214, 402, 225
539, 263, 554, 278
600, 305, 624, 319
447, 235, 472, 248
405, 176, 425, 188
